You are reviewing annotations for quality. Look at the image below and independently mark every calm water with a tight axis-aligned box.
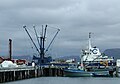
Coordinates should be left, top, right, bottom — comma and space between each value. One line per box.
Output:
4, 77, 120, 84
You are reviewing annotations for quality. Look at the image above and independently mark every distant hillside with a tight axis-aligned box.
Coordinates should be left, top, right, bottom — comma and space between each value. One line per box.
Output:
104, 48, 120, 61
12, 55, 33, 62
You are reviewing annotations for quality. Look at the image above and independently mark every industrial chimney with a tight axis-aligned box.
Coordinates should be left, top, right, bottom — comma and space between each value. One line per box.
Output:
9, 39, 12, 60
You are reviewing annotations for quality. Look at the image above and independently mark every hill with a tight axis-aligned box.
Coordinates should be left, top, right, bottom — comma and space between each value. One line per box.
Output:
12, 55, 33, 62
104, 48, 120, 61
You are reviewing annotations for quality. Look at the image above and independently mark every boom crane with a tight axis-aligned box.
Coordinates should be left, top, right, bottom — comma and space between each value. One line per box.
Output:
45, 28, 60, 53
33, 25, 41, 49
23, 25, 60, 64
23, 25, 40, 56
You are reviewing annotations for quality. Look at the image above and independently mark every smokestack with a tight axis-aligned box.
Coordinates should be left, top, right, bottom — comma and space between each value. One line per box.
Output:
9, 39, 12, 60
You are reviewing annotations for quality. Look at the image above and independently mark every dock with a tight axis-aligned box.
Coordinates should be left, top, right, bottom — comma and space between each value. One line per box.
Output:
0, 62, 120, 83
0, 64, 67, 83
0, 66, 38, 83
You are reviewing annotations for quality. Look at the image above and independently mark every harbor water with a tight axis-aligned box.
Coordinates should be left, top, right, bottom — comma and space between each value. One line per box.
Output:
4, 77, 120, 84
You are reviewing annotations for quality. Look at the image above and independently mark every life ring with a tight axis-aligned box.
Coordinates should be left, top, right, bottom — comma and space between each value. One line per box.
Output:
92, 48, 98, 54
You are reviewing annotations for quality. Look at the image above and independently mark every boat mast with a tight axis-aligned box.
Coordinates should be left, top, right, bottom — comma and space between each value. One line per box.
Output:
40, 25, 47, 63
84, 32, 92, 62
88, 32, 92, 50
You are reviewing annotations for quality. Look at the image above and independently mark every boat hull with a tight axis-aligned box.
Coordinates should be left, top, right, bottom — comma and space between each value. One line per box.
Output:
92, 71, 110, 77
64, 69, 111, 77
64, 69, 93, 77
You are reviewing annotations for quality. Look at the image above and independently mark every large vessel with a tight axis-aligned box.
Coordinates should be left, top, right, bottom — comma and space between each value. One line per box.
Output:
64, 33, 116, 77
81, 33, 115, 75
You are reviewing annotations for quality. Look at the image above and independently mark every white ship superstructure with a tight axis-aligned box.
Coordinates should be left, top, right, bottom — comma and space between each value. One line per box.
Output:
81, 32, 114, 63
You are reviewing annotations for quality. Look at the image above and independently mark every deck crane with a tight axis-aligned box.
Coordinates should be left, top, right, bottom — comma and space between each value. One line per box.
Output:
23, 25, 60, 64
40, 25, 47, 63
33, 25, 41, 49
45, 28, 60, 53
23, 25, 40, 56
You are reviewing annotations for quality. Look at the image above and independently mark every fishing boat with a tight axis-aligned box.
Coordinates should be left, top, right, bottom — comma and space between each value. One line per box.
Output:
64, 65, 93, 77
64, 66, 110, 77
64, 32, 115, 77
81, 32, 115, 77
64, 69, 93, 77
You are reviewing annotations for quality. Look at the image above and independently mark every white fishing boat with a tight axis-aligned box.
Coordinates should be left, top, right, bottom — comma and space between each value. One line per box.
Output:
82, 33, 114, 63
64, 33, 116, 77
81, 32, 115, 77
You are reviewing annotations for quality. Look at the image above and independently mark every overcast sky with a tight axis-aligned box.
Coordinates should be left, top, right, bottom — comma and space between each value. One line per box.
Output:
0, 0, 120, 58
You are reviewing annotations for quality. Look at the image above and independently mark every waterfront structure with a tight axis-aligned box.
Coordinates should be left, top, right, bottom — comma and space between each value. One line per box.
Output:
0, 63, 65, 83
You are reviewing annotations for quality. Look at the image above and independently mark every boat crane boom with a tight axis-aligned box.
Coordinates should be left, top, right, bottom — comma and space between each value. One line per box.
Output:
33, 25, 41, 49
45, 28, 60, 53
23, 25, 40, 55
23, 25, 60, 64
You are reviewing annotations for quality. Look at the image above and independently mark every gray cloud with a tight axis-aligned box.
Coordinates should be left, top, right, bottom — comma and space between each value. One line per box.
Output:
0, 0, 120, 58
